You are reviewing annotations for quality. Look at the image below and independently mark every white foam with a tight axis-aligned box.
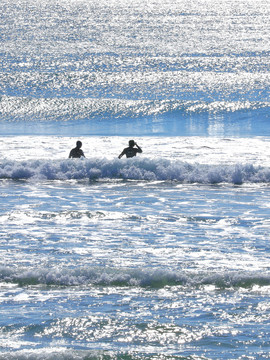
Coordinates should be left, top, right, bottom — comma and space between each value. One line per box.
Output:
0, 348, 102, 360
0, 157, 270, 184
1, 266, 270, 290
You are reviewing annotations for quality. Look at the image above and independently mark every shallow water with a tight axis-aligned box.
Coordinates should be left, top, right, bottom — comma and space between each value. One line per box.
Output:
1, 137, 270, 359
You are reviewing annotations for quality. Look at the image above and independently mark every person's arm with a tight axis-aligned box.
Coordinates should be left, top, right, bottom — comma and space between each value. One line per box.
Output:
135, 143, 142, 153
118, 149, 126, 159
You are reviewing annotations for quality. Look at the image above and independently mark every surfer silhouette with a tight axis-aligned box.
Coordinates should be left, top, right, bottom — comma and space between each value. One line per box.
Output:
69, 140, 85, 158
118, 140, 142, 159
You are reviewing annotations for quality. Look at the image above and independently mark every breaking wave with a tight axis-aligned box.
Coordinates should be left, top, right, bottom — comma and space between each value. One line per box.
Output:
1, 157, 270, 184
1, 266, 270, 290
0, 349, 189, 360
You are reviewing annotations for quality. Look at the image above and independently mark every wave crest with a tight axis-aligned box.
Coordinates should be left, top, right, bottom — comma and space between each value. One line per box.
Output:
0, 158, 270, 184
1, 96, 269, 122
1, 266, 270, 290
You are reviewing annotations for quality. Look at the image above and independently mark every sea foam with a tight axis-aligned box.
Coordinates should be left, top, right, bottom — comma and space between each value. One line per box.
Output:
0, 158, 270, 184
1, 266, 270, 290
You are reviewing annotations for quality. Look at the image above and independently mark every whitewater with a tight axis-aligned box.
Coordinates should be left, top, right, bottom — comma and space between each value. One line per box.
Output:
1, 136, 270, 184
1, 136, 270, 360
1, 0, 270, 359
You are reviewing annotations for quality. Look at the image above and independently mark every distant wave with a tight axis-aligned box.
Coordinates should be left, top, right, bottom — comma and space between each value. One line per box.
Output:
1, 158, 270, 184
1, 266, 270, 290
0, 96, 269, 122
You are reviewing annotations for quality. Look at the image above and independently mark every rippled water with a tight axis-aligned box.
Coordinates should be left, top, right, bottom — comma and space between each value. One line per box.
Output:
1, 0, 270, 136
1, 0, 270, 358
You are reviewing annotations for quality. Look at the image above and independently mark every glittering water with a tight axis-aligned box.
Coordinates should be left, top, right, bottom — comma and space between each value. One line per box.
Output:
0, 0, 270, 359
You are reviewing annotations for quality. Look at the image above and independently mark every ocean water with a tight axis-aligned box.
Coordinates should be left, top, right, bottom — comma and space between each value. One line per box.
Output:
1, 0, 270, 359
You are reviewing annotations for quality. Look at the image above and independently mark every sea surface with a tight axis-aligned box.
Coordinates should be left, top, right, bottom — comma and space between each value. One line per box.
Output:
0, 0, 270, 359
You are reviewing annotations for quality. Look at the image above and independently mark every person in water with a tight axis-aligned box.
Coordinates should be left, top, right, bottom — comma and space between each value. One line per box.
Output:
69, 140, 85, 158
118, 140, 142, 159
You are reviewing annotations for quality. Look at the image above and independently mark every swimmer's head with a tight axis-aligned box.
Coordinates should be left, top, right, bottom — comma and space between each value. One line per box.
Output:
76, 141, 82, 148
129, 140, 135, 147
